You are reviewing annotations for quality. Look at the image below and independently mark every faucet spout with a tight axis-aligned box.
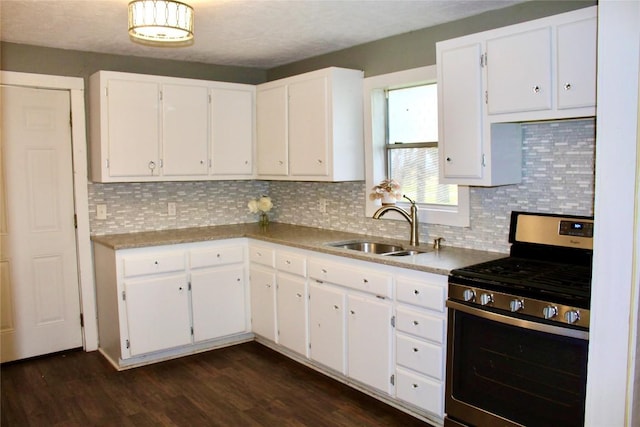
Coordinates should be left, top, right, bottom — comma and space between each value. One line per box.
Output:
372, 195, 419, 246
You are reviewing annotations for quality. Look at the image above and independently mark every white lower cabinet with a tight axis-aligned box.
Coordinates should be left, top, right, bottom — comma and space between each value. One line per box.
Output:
309, 282, 346, 374
249, 264, 277, 341
124, 273, 192, 356
93, 239, 250, 369
191, 265, 247, 342
394, 272, 448, 418
276, 273, 308, 356
347, 294, 393, 394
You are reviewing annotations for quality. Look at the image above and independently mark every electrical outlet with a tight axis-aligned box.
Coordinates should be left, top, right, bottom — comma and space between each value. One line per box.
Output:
318, 198, 327, 213
168, 202, 177, 216
96, 204, 107, 220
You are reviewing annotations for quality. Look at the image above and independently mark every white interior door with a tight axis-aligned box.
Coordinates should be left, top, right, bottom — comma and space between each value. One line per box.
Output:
0, 85, 82, 362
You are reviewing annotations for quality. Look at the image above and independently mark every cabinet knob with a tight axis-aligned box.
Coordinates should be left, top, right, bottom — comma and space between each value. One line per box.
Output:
333, 305, 339, 310
200, 160, 205, 164
413, 347, 419, 352
148, 161, 156, 171
286, 260, 291, 265
413, 320, 419, 326
446, 157, 452, 162
413, 289, 420, 295
412, 384, 419, 389
244, 160, 249, 165
564, 83, 572, 91
216, 253, 221, 258
532, 85, 541, 93
350, 310, 355, 315
296, 292, 302, 298
363, 278, 368, 284
317, 159, 323, 164
278, 160, 284, 165
322, 268, 327, 274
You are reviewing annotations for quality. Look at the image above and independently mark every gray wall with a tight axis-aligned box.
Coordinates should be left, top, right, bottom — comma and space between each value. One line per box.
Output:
267, 0, 596, 79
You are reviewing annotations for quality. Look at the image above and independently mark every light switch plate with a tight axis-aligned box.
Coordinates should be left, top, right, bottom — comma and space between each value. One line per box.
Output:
96, 204, 107, 220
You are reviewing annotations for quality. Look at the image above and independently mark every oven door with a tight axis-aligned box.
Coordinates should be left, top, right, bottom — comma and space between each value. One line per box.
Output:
445, 300, 589, 427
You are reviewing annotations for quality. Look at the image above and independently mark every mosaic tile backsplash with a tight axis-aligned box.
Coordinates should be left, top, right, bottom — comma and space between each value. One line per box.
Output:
89, 118, 595, 253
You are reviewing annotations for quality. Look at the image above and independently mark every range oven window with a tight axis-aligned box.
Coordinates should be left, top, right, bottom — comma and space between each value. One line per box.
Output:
449, 309, 588, 427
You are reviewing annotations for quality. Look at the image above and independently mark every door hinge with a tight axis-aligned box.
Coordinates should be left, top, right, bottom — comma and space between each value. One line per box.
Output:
482, 154, 487, 167
485, 90, 488, 104
390, 315, 396, 328
80, 313, 84, 327
191, 326, 194, 335
159, 90, 163, 101
390, 374, 395, 385
125, 339, 130, 349
481, 52, 487, 67
122, 290, 126, 301
106, 159, 110, 169
74, 214, 78, 229
188, 281, 192, 291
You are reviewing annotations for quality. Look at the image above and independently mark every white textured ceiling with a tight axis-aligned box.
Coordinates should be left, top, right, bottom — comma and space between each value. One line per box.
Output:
1, 0, 528, 69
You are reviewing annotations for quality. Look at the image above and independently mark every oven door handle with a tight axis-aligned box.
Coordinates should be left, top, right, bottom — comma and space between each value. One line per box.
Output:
446, 300, 589, 340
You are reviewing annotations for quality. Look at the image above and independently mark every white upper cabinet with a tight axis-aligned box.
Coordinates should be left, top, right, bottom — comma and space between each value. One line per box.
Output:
104, 79, 160, 178
90, 71, 255, 183
256, 67, 364, 181
436, 6, 596, 186
162, 83, 209, 177
486, 27, 553, 114
556, 17, 597, 109
256, 85, 288, 176
210, 87, 254, 176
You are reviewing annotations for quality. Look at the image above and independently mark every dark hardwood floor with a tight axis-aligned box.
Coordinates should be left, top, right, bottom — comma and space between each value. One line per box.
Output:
1, 341, 432, 426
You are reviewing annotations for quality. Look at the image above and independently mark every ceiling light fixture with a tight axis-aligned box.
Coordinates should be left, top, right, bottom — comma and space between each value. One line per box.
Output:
128, 0, 194, 46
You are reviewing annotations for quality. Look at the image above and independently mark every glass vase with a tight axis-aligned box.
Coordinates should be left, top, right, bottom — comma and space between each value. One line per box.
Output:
259, 212, 269, 228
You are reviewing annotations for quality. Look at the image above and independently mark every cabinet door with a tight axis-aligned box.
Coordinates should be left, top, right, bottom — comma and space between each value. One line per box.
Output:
557, 17, 597, 109
308, 282, 346, 374
124, 274, 191, 356
161, 84, 209, 177
288, 77, 329, 177
347, 294, 393, 393
107, 79, 160, 177
487, 27, 552, 114
211, 88, 254, 175
191, 265, 247, 342
438, 41, 484, 180
249, 265, 277, 341
276, 274, 307, 355
256, 86, 288, 176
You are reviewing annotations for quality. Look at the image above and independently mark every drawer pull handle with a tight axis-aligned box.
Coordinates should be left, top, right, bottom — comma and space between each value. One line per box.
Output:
286, 260, 291, 265
564, 83, 572, 91
296, 293, 302, 298
532, 85, 541, 93
413, 347, 419, 352
154, 261, 158, 265
333, 305, 339, 310
412, 384, 419, 389
413, 320, 419, 326
413, 289, 420, 295
350, 310, 355, 315
363, 279, 369, 283
322, 268, 327, 273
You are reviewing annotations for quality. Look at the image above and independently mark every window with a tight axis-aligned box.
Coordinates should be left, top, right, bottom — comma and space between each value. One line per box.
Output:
386, 84, 458, 206
364, 66, 469, 227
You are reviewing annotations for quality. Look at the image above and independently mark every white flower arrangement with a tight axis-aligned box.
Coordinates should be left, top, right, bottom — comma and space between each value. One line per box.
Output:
248, 195, 273, 214
369, 178, 402, 201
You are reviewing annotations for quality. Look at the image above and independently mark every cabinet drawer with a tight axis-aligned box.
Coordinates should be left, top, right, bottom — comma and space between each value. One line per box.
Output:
249, 245, 276, 267
190, 246, 244, 269
122, 252, 185, 277
396, 276, 446, 312
396, 307, 445, 344
308, 259, 391, 297
395, 367, 443, 416
396, 335, 443, 380
276, 251, 307, 277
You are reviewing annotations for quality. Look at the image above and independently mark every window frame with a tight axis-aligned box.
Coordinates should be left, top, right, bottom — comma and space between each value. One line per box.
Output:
364, 66, 470, 227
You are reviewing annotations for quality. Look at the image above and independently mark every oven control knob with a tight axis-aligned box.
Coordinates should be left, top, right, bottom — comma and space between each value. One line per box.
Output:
509, 299, 524, 312
462, 289, 476, 302
564, 310, 581, 324
543, 305, 558, 319
479, 293, 494, 306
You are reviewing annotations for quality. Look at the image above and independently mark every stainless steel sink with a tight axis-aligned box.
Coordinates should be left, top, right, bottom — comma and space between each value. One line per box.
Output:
328, 241, 405, 254
327, 240, 427, 256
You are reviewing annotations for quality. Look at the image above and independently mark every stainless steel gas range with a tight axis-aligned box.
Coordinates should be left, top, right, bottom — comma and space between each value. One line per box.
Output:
444, 211, 594, 427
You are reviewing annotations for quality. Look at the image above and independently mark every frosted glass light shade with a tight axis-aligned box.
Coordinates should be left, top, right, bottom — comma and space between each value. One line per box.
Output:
128, 0, 194, 45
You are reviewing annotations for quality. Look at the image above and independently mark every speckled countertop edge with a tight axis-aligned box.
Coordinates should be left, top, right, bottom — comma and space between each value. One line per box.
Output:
91, 222, 507, 275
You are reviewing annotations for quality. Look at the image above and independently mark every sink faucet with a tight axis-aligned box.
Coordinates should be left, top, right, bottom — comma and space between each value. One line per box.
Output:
372, 195, 419, 246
